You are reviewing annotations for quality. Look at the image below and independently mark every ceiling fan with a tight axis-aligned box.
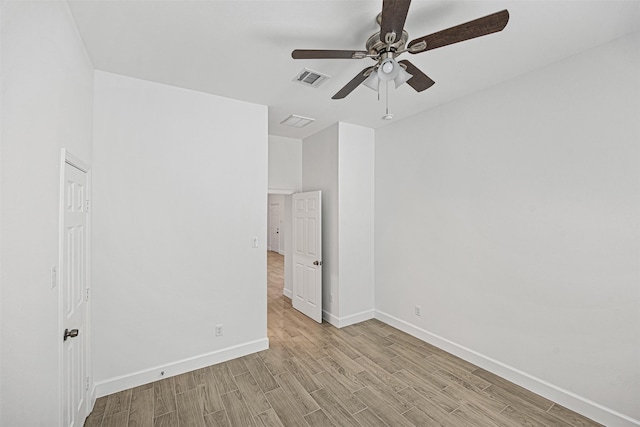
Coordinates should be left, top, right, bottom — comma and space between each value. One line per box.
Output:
291, 0, 509, 100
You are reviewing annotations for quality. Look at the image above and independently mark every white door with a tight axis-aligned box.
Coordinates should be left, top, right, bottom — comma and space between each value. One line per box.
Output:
269, 203, 280, 253
292, 191, 322, 323
61, 159, 89, 427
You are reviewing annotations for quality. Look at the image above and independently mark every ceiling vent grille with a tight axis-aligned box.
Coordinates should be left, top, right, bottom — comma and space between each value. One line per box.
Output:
280, 114, 315, 128
293, 68, 330, 88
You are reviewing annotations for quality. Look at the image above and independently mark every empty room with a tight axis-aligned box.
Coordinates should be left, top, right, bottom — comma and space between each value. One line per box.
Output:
1, 1, 638, 426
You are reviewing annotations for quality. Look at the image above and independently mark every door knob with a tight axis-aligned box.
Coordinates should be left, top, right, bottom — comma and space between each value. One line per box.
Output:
63, 328, 79, 341
313, 260, 323, 266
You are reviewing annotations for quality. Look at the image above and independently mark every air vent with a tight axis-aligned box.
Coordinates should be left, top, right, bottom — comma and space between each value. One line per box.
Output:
280, 114, 315, 128
293, 68, 330, 88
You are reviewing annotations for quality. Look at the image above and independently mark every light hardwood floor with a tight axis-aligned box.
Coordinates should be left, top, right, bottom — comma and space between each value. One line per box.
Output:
84, 251, 602, 426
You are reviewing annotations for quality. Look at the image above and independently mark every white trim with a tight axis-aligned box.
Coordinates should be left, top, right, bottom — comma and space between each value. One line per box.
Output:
322, 310, 340, 327
64, 150, 89, 173
89, 387, 97, 420
374, 310, 640, 427
268, 188, 295, 195
323, 309, 374, 328
283, 288, 292, 299
94, 338, 269, 398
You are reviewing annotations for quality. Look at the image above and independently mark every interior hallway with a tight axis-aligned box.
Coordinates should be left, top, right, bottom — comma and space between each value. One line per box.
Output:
83, 251, 601, 426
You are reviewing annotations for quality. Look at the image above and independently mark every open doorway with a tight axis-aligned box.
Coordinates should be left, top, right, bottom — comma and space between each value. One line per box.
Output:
267, 191, 323, 323
267, 194, 284, 255
267, 193, 293, 300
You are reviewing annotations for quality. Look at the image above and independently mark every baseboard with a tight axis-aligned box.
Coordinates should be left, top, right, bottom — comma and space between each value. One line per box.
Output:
323, 309, 374, 328
374, 310, 640, 427
94, 338, 269, 398
322, 310, 340, 327
283, 288, 292, 299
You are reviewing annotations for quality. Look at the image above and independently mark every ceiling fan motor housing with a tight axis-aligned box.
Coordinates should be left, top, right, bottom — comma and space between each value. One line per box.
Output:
366, 30, 409, 58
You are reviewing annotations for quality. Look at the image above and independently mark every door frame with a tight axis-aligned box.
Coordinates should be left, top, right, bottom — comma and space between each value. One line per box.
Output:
58, 148, 93, 425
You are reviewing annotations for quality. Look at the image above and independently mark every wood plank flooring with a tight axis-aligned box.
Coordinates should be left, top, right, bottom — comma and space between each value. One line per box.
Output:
84, 251, 602, 427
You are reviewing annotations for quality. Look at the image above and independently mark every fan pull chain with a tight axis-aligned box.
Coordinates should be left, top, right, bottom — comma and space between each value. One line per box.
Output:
385, 80, 389, 116
382, 81, 393, 120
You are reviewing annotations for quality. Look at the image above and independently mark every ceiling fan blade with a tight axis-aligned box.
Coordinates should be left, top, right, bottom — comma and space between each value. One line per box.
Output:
398, 60, 435, 92
332, 67, 374, 99
408, 9, 509, 53
292, 49, 368, 59
380, 0, 411, 44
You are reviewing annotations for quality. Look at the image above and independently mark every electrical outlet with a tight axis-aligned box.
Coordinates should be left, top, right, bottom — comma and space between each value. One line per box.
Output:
215, 324, 223, 336
415, 305, 422, 316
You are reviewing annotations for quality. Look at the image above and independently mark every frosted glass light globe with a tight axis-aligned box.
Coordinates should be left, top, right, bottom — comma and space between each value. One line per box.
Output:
378, 58, 399, 81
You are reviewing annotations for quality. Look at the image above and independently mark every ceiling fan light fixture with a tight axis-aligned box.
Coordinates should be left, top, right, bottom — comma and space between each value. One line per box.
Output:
363, 72, 380, 91
393, 67, 413, 88
377, 58, 400, 81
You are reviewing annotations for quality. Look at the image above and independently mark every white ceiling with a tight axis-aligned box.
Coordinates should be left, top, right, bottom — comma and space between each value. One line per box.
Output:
67, 0, 640, 139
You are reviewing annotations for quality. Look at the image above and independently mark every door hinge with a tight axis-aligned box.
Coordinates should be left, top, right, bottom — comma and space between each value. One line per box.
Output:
85, 200, 90, 213
85, 288, 90, 301
85, 376, 90, 391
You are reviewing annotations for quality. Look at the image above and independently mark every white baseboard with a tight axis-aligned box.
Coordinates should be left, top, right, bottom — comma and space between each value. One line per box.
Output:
374, 310, 640, 427
322, 310, 340, 327
93, 338, 269, 398
283, 288, 292, 299
323, 309, 374, 328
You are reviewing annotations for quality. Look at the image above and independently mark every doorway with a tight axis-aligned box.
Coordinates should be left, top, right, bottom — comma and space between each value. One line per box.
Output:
267, 193, 293, 302
267, 191, 323, 323
269, 202, 281, 253
267, 194, 285, 255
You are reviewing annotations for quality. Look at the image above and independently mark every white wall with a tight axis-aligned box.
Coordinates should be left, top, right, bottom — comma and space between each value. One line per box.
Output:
92, 71, 268, 395
338, 123, 375, 324
268, 135, 302, 193
301, 123, 375, 326
303, 124, 340, 317
375, 32, 640, 426
0, 2, 94, 425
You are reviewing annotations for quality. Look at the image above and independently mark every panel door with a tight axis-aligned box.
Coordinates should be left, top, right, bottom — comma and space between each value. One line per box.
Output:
269, 203, 280, 253
62, 161, 89, 427
292, 191, 322, 323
